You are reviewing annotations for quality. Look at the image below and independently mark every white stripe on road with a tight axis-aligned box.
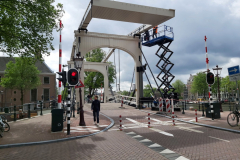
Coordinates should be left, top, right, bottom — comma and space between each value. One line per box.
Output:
175, 126, 203, 133
160, 149, 175, 154
148, 143, 162, 148
175, 156, 190, 160
64, 130, 100, 133
150, 128, 174, 137
209, 136, 230, 142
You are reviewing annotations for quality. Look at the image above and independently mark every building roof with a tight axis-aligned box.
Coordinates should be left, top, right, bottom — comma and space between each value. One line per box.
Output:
0, 57, 54, 73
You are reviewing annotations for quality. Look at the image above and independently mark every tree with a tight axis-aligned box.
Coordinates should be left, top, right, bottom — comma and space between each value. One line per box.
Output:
171, 79, 185, 96
143, 84, 157, 97
120, 90, 129, 96
84, 49, 116, 96
191, 72, 208, 99
0, 0, 64, 61
0, 57, 41, 105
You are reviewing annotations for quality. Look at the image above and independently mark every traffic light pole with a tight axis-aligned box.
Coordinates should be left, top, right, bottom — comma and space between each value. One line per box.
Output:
67, 86, 71, 135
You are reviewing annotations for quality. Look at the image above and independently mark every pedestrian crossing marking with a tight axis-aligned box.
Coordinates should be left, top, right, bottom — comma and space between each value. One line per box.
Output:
126, 132, 136, 135
160, 149, 175, 154
148, 143, 162, 148
175, 156, 190, 160
132, 135, 143, 138
139, 139, 152, 142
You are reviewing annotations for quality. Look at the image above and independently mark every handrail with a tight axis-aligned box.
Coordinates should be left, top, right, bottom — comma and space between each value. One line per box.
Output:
78, 1, 92, 29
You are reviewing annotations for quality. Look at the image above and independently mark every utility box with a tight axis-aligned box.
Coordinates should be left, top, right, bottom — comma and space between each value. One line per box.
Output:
51, 109, 63, 132
204, 103, 221, 119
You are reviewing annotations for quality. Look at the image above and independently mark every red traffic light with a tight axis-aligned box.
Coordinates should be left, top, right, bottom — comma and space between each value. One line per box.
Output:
71, 72, 77, 76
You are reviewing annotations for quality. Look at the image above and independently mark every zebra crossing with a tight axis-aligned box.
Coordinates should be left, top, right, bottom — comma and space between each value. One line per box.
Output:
125, 131, 189, 160
63, 125, 108, 133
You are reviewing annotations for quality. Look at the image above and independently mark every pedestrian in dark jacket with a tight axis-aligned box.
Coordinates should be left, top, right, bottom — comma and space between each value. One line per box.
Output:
91, 95, 101, 125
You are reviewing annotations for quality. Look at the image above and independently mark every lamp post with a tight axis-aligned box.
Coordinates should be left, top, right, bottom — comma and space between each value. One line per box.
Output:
73, 51, 86, 126
213, 65, 223, 112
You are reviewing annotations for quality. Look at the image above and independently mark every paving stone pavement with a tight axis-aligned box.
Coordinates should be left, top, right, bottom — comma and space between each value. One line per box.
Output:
0, 109, 110, 145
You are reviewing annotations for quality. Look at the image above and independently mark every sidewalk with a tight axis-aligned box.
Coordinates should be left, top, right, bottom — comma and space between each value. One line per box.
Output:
152, 108, 240, 132
0, 108, 111, 146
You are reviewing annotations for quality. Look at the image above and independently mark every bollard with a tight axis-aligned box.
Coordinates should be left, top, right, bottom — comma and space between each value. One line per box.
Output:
28, 104, 30, 118
172, 111, 175, 126
202, 103, 205, 116
121, 97, 123, 108
14, 105, 16, 121
199, 101, 201, 111
159, 98, 163, 112
185, 100, 187, 110
195, 109, 198, 122
119, 115, 122, 131
148, 113, 151, 128
182, 101, 185, 114
40, 102, 43, 116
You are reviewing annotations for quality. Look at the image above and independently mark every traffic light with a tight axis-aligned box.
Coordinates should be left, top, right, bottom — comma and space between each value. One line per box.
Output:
206, 72, 215, 85
57, 71, 67, 87
68, 68, 79, 86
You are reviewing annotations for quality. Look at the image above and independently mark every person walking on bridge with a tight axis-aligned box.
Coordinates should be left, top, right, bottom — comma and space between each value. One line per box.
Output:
91, 95, 101, 126
153, 25, 158, 38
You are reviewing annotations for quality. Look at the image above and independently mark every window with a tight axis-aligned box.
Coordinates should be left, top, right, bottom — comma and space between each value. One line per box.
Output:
14, 91, 16, 94
31, 89, 37, 101
44, 77, 50, 84
14, 98, 16, 101
44, 89, 50, 101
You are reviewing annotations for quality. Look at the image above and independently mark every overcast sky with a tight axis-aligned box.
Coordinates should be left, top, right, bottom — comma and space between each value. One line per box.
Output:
3, 0, 239, 92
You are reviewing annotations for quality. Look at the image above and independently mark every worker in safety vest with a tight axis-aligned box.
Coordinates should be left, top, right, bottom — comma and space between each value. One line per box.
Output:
153, 25, 158, 38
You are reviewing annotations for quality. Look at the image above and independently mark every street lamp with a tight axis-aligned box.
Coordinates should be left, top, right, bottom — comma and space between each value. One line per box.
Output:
73, 48, 86, 126
213, 65, 222, 112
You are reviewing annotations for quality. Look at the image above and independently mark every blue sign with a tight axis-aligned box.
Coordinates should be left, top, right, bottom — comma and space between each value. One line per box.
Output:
228, 66, 239, 76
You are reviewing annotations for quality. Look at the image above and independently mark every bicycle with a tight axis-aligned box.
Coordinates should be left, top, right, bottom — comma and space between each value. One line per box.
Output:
0, 115, 10, 132
227, 103, 240, 127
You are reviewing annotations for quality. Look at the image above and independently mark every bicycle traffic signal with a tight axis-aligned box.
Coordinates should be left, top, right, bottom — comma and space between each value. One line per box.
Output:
68, 68, 79, 86
206, 72, 215, 85
57, 71, 67, 87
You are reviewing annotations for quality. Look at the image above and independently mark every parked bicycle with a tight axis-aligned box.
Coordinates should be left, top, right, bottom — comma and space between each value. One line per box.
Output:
0, 115, 10, 137
227, 103, 240, 127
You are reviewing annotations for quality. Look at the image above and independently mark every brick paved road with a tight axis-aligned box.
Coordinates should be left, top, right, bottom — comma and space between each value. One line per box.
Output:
1, 103, 240, 160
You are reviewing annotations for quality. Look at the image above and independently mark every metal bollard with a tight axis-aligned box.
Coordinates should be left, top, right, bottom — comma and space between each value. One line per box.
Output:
148, 113, 151, 128
14, 105, 16, 121
199, 101, 201, 111
119, 115, 122, 131
28, 104, 30, 118
202, 103, 205, 116
182, 101, 185, 114
40, 102, 43, 116
185, 100, 187, 110
172, 111, 175, 126
195, 109, 198, 122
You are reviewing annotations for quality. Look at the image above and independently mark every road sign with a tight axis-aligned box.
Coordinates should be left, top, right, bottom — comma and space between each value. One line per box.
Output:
228, 65, 240, 81
75, 80, 85, 88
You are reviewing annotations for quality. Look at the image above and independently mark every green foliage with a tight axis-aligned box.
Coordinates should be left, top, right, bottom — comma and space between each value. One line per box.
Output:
171, 79, 185, 96
143, 84, 157, 97
120, 90, 129, 96
0, 0, 64, 61
0, 57, 41, 105
191, 72, 208, 94
85, 49, 116, 96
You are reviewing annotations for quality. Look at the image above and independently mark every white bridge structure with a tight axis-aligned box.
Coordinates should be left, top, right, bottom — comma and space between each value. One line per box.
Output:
68, 0, 175, 107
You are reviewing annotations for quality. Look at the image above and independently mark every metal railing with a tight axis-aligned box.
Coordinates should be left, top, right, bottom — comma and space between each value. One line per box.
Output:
78, 1, 92, 29
141, 25, 174, 43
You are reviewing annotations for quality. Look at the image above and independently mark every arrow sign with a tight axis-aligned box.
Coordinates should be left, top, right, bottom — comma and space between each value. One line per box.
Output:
75, 80, 85, 88
228, 66, 239, 75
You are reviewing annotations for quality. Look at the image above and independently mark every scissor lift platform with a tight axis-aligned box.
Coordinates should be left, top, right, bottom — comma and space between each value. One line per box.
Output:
142, 35, 173, 47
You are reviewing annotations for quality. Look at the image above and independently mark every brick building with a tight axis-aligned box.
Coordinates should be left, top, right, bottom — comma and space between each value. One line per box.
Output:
0, 57, 56, 107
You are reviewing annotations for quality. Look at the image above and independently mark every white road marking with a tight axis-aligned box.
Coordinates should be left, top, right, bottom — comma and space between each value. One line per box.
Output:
148, 143, 162, 148
175, 126, 203, 133
150, 128, 174, 137
64, 130, 100, 133
132, 135, 143, 138
126, 132, 136, 135
139, 139, 152, 142
160, 149, 175, 154
209, 136, 230, 142
175, 156, 190, 160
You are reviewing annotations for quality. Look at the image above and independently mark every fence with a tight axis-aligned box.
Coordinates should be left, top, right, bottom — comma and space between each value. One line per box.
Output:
0, 101, 57, 122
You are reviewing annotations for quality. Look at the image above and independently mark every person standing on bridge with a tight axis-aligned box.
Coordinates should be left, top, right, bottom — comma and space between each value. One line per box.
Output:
91, 95, 101, 126
153, 25, 158, 38
144, 30, 150, 41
